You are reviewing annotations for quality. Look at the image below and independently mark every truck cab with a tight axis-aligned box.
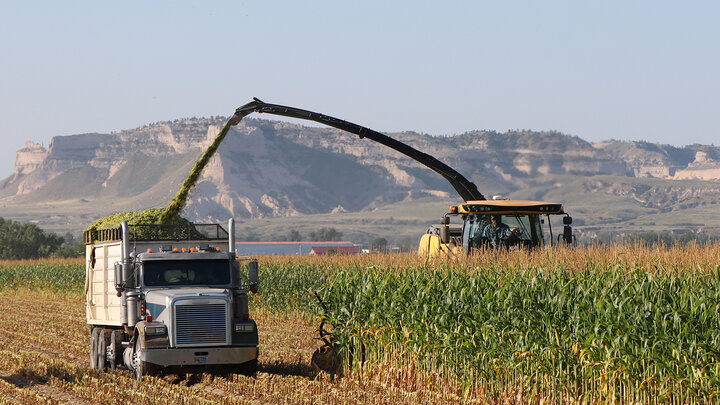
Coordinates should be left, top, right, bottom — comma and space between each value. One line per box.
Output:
84, 219, 259, 380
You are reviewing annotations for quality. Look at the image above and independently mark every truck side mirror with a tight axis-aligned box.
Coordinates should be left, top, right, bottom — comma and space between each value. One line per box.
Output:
248, 260, 259, 292
114, 262, 124, 292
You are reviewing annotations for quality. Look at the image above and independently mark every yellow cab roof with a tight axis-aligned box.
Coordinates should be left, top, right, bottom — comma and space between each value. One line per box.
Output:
458, 199, 565, 215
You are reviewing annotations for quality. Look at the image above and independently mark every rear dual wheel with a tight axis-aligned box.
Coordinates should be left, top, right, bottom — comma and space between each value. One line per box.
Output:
90, 328, 107, 370
97, 329, 106, 369
108, 330, 120, 371
89, 328, 98, 369
90, 328, 121, 371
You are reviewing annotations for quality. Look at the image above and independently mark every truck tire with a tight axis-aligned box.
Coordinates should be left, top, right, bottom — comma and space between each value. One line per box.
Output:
133, 352, 155, 381
108, 330, 121, 371
133, 352, 145, 381
89, 328, 98, 369
97, 329, 106, 370
132, 341, 155, 381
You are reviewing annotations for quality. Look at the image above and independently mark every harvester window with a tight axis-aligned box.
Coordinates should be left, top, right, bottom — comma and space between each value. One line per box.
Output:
143, 260, 231, 286
501, 215, 530, 240
464, 214, 541, 251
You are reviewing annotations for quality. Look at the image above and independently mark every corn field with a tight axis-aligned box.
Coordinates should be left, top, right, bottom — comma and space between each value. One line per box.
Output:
1, 243, 719, 403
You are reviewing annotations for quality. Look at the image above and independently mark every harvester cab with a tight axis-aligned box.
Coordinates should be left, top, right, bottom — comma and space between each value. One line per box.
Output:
419, 199, 576, 257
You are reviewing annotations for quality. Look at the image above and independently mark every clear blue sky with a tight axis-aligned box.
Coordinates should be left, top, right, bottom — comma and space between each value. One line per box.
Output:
1, 1, 718, 177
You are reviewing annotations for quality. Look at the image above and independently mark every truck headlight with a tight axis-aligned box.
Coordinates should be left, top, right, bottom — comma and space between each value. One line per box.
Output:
145, 325, 167, 335
234, 323, 255, 333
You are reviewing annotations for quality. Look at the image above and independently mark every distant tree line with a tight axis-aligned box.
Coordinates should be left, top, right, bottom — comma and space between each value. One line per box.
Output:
234, 226, 422, 252
0, 217, 84, 260
236, 227, 344, 242
632, 231, 718, 246
588, 230, 719, 247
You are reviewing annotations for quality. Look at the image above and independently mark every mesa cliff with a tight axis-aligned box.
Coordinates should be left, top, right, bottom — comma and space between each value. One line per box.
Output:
2, 117, 720, 236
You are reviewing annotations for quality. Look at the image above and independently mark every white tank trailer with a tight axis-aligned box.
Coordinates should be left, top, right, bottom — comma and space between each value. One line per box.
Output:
83, 219, 259, 380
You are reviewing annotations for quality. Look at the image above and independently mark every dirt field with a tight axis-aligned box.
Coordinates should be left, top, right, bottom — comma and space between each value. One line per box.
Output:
0, 290, 462, 404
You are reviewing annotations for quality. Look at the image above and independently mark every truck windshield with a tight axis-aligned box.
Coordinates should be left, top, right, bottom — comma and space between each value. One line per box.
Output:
143, 260, 231, 286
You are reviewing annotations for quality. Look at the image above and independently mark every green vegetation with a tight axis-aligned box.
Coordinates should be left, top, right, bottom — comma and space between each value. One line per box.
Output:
160, 118, 236, 223
237, 227, 346, 242
251, 245, 720, 401
0, 261, 83, 294
50, 241, 85, 258
0, 217, 65, 259
84, 208, 191, 231
317, 264, 720, 400
370, 237, 388, 251
254, 262, 326, 312
624, 230, 718, 246
308, 227, 344, 241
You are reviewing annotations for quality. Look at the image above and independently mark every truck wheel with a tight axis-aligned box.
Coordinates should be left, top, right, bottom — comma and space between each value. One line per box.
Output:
132, 344, 155, 381
133, 351, 144, 381
97, 329, 106, 370
89, 328, 98, 369
108, 330, 121, 371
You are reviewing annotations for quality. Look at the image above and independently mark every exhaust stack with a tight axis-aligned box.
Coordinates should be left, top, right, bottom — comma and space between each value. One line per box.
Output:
228, 218, 235, 255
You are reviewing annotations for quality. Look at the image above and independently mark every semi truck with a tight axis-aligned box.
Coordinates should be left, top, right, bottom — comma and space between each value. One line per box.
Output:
83, 218, 259, 380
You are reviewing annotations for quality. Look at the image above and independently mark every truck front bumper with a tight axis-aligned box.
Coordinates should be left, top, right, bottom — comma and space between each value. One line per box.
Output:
140, 346, 258, 367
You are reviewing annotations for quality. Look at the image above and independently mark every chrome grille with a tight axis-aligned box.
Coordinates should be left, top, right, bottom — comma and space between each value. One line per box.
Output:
174, 303, 227, 346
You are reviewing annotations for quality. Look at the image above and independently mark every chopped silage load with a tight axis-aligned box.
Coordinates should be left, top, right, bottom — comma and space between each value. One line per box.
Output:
85, 117, 236, 231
